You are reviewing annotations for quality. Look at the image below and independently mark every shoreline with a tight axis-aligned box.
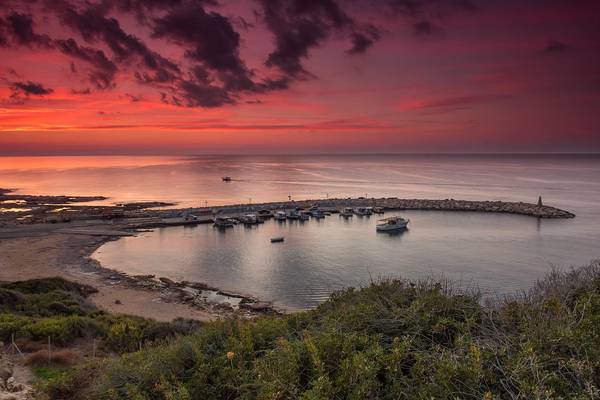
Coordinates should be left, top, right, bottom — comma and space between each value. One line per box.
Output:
0, 193, 576, 322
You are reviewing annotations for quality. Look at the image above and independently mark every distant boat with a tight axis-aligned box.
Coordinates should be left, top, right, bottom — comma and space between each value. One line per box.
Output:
240, 214, 258, 225
376, 216, 409, 232
271, 236, 284, 243
373, 207, 385, 214
299, 211, 311, 221
340, 207, 354, 218
287, 210, 300, 220
274, 211, 287, 221
222, 176, 232, 182
213, 216, 234, 228
354, 207, 372, 216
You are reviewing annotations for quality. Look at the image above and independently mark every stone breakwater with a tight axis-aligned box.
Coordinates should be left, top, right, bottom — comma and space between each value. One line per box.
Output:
181, 197, 575, 219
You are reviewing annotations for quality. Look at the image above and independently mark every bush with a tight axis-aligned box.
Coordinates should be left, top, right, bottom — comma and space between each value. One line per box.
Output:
42, 263, 600, 400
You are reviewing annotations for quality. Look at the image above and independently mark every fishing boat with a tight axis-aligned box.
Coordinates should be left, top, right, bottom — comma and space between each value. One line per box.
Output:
340, 207, 354, 217
311, 209, 325, 218
299, 211, 311, 221
240, 214, 258, 225
354, 207, 372, 216
271, 236, 284, 243
222, 176, 232, 182
376, 216, 409, 232
274, 211, 287, 221
287, 210, 300, 220
213, 216, 234, 228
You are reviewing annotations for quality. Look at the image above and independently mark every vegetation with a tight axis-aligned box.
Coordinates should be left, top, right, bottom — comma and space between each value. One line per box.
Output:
0, 278, 200, 350
31, 262, 600, 400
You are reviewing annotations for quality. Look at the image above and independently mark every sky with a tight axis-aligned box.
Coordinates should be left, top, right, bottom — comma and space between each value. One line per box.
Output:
0, 0, 599, 155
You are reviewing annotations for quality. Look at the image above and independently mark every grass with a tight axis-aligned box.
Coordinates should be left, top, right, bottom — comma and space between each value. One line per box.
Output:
35, 261, 600, 400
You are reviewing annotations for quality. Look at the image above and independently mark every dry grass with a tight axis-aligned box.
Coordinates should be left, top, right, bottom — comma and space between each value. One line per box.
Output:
24, 349, 80, 367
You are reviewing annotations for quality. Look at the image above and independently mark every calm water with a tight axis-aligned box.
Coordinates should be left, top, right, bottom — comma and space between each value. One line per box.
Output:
2, 155, 599, 309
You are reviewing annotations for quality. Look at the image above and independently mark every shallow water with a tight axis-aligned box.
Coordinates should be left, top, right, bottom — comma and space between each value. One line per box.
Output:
2, 154, 599, 309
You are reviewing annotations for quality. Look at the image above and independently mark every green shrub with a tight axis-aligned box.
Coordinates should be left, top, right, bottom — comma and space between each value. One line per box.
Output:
38, 262, 600, 399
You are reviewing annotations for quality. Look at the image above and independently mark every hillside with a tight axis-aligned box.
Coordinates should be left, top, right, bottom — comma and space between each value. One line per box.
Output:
2, 262, 600, 399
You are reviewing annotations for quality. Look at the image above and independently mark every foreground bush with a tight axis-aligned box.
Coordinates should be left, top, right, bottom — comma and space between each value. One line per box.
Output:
39, 262, 600, 399
0, 278, 199, 350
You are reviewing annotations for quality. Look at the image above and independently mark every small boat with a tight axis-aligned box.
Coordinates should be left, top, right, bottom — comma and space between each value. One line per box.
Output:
287, 210, 300, 220
299, 211, 311, 221
376, 216, 409, 232
373, 207, 384, 214
354, 207, 372, 216
271, 236, 284, 243
222, 176, 232, 182
257, 209, 274, 219
240, 214, 258, 225
274, 211, 287, 221
311, 209, 325, 218
340, 207, 354, 218
214, 216, 234, 228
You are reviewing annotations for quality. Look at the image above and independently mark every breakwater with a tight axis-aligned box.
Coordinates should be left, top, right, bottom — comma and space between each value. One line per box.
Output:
177, 197, 575, 220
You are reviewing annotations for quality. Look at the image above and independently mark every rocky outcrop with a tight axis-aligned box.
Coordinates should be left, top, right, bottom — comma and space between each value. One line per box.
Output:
0, 355, 31, 400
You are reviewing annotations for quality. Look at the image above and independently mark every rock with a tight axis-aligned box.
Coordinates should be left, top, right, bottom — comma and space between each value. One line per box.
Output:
114, 299, 122, 305
0, 364, 12, 381
159, 277, 176, 286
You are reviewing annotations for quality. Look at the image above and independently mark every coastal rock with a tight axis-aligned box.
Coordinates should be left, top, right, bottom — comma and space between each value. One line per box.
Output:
159, 277, 176, 286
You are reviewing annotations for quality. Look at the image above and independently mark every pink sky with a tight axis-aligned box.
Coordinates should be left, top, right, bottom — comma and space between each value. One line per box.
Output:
0, 0, 599, 154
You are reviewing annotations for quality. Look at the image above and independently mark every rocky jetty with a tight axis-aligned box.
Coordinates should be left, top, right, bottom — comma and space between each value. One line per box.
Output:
192, 197, 575, 219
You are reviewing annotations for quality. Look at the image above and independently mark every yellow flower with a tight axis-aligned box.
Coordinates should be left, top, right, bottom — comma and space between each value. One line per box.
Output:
226, 351, 235, 360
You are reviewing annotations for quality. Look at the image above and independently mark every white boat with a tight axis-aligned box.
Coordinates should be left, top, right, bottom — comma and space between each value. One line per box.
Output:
240, 214, 258, 225
354, 207, 372, 216
340, 207, 354, 218
376, 216, 409, 232
214, 216, 234, 228
274, 211, 287, 221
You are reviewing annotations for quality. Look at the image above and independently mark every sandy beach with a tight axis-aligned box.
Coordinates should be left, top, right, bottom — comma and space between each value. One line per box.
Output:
0, 222, 216, 322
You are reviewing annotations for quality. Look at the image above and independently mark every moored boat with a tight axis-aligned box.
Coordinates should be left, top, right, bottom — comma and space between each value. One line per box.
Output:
376, 216, 409, 232
287, 210, 300, 220
274, 211, 287, 221
270, 236, 284, 243
340, 207, 354, 217
214, 216, 234, 228
373, 207, 385, 214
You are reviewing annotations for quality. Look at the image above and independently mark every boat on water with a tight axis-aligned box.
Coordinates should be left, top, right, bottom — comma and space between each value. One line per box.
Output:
240, 214, 258, 225
287, 210, 301, 220
354, 207, 373, 216
340, 207, 354, 218
274, 211, 287, 221
299, 211, 311, 221
257, 209, 273, 219
311, 209, 325, 218
271, 236, 284, 243
376, 216, 409, 232
373, 207, 385, 214
222, 176, 232, 182
214, 216, 234, 228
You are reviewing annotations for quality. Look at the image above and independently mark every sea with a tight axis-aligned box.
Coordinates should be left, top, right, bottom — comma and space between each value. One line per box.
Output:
1, 154, 599, 309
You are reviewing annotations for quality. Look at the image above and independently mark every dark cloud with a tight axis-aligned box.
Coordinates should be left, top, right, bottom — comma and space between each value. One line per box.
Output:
414, 20, 439, 35
388, 0, 478, 16
178, 80, 234, 108
259, 0, 354, 77
10, 80, 53, 96
54, 3, 180, 84
348, 25, 380, 54
1, 12, 51, 47
545, 40, 569, 53
55, 38, 117, 90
